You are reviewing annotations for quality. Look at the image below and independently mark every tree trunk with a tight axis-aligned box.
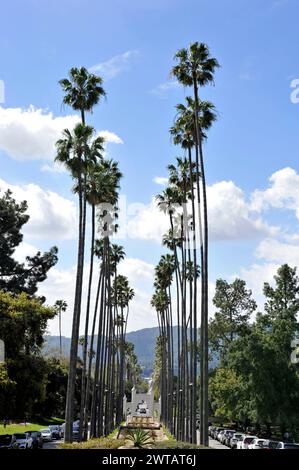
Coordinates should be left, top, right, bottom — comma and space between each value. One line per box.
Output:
79, 203, 96, 440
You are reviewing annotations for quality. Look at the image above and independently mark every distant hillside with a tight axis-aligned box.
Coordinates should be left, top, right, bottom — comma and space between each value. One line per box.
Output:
43, 326, 161, 376
43, 326, 218, 376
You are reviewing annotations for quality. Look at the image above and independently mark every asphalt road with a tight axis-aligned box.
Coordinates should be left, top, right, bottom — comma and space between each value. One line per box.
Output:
43, 440, 60, 449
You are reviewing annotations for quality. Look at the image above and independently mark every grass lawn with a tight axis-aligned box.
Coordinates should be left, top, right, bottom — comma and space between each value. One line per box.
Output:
0, 417, 64, 435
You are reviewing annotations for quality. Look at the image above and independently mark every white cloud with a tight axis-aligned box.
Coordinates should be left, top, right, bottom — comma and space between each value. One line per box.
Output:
118, 257, 155, 281
89, 50, 139, 80
126, 288, 157, 332
240, 262, 279, 311
127, 198, 169, 243
150, 80, 179, 97
208, 180, 278, 241
0, 105, 79, 161
40, 162, 67, 174
42, 257, 157, 336
126, 180, 277, 244
153, 176, 168, 186
13, 241, 40, 263
0, 178, 77, 240
97, 130, 123, 144
251, 167, 299, 218
0, 105, 123, 162
256, 238, 299, 266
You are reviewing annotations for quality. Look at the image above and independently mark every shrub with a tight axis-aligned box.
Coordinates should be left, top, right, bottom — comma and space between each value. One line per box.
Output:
60, 437, 123, 449
125, 429, 153, 448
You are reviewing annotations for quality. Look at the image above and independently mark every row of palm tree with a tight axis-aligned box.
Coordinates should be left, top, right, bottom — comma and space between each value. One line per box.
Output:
151, 42, 219, 445
55, 67, 135, 442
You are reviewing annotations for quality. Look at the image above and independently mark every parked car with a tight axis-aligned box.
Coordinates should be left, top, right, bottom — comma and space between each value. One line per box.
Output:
26, 431, 43, 449
72, 425, 79, 441
275, 442, 299, 449
222, 430, 236, 446
40, 428, 53, 442
217, 430, 225, 441
237, 435, 258, 449
48, 425, 61, 439
0, 434, 14, 449
265, 440, 280, 449
230, 433, 244, 449
248, 438, 269, 449
212, 427, 224, 439
11, 433, 33, 449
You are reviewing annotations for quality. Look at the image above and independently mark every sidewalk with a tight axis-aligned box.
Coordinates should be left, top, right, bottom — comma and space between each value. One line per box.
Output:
196, 431, 229, 449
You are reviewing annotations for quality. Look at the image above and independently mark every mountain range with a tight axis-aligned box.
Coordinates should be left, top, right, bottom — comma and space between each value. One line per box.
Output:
43, 326, 218, 376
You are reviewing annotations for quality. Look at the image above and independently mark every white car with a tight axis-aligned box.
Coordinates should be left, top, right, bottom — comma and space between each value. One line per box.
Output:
221, 429, 236, 445
248, 438, 268, 449
12, 432, 33, 449
40, 428, 53, 441
230, 433, 245, 448
237, 435, 257, 449
275, 442, 299, 449
217, 430, 225, 441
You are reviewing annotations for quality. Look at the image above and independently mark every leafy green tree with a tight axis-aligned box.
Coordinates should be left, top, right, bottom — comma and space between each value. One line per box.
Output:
210, 266, 299, 435
0, 291, 57, 419
209, 367, 247, 423
0, 291, 56, 357
209, 278, 256, 359
0, 190, 58, 296
0, 364, 16, 419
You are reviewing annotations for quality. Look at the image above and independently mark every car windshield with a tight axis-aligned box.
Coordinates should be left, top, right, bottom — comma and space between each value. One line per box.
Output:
244, 438, 255, 443
14, 433, 26, 439
269, 441, 279, 448
0, 435, 11, 444
41, 429, 50, 433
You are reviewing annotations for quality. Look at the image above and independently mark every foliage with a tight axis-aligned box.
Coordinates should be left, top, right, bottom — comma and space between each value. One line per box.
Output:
125, 429, 153, 448
209, 265, 299, 433
0, 190, 58, 297
209, 278, 256, 359
0, 417, 64, 435
0, 291, 71, 420
0, 290, 56, 357
34, 357, 68, 418
209, 367, 247, 422
60, 437, 123, 449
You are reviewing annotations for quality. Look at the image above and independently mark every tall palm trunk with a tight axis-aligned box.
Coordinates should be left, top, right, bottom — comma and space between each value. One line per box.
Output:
65, 151, 85, 442
79, 203, 96, 440
193, 78, 209, 446
188, 145, 198, 443
59, 308, 62, 357
83, 265, 103, 440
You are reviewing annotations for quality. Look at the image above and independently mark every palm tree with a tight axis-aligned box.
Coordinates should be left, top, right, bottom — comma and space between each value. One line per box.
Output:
58, 67, 106, 443
170, 95, 216, 441
111, 274, 135, 425
54, 300, 67, 356
79, 157, 122, 440
55, 123, 100, 442
172, 42, 219, 445
59, 66, 105, 124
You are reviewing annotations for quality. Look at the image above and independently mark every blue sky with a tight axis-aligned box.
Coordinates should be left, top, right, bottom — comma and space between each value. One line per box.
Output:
1, 0, 299, 335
